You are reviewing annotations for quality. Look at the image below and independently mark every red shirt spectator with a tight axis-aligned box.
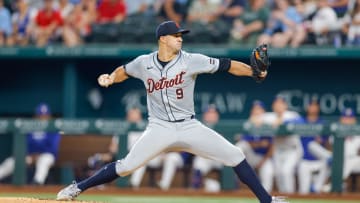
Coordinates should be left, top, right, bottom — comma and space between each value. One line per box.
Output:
35, 9, 63, 28
97, 0, 127, 24
32, 0, 64, 47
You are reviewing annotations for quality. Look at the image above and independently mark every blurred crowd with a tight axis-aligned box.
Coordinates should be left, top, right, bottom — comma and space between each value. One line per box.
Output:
0, 0, 360, 47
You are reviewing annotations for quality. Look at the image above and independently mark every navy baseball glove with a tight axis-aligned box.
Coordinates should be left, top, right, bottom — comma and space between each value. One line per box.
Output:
250, 44, 270, 83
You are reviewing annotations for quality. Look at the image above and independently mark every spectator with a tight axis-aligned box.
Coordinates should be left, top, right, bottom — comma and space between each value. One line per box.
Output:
191, 104, 223, 192
125, 0, 161, 17
202, 104, 220, 128
129, 153, 162, 189
263, 95, 303, 194
97, 0, 127, 24
213, 0, 246, 25
32, 0, 64, 47
26, 0, 44, 10
85, 136, 119, 181
322, 107, 360, 192
343, 0, 360, 45
298, 0, 318, 18
257, 0, 306, 47
55, 0, 74, 18
0, 103, 61, 185
186, 0, 221, 24
328, 0, 349, 17
340, 108, 360, 184
157, 152, 193, 190
185, 0, 226, 43
130, 151, 194, 191
297, 100, 332, 194
81, 0, 97, 23
7, 0, 37, 46
235, 100, 274, 193
230, 0, 270, 47
158, 0, 191, 23
0, 0, 12, 46
62, 0, 95, 47
303, 0, 339, 45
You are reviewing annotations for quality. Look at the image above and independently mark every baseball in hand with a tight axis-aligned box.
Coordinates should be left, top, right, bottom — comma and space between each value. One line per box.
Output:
98, 74, 113, 87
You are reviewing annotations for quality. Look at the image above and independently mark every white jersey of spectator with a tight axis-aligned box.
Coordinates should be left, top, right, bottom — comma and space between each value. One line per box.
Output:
343, 136, 360, 179
311, 1, 339, 34
263, 111, 303, 152
157, 152, 191, 191
129, 153, 163, 189
192, 156, 223, 192
337, 108, 360, 180
263, 108, 303, 194
130, 152, 191, 191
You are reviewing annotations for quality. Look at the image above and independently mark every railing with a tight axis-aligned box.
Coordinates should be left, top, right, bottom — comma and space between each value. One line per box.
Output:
1, 46, 360, 59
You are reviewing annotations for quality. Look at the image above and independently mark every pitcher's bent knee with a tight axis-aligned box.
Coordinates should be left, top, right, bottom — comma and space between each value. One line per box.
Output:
115, 159, 133, 177
223, 148, 245, 167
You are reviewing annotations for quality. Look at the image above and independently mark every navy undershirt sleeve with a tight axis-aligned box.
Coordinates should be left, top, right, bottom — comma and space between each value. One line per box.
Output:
217, 58, 231, 73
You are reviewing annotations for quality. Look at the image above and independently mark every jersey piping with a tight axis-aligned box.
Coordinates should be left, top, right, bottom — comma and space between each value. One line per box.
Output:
152, 54, 171, 121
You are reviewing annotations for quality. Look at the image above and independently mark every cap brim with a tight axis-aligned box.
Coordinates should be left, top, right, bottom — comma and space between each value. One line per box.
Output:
177, 29, 190, 35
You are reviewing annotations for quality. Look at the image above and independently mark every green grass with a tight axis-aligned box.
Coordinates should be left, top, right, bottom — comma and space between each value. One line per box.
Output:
1, 193, 359, 203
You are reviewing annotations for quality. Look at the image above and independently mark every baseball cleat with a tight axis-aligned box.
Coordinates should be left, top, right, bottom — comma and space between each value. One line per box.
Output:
56, 181, 82, 201
271, 196, 289, 203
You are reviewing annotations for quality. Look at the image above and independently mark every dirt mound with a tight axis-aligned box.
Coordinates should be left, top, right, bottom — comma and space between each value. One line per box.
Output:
0, 197, 101, 203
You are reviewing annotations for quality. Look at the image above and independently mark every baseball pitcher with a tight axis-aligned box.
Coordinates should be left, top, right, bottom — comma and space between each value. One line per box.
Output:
57, 21, 287, 203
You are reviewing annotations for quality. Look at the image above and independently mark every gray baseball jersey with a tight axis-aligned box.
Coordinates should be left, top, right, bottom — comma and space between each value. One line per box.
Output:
114, 50, 244, 178
125, 50, 219, 121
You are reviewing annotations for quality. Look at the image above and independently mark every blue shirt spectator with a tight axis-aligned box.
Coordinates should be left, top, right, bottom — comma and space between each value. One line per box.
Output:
0, 0, 12, 36
0, 102, 61, 185
180, 151, 193, 165
242, 134, 273, 155
27, 102, 61, 159
265, 6, 302, 35
27, 131, 61, 159
299, 118, 326, 161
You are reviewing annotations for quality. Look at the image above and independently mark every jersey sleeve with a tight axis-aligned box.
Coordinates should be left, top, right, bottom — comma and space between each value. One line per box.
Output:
187, 53, 220, 74
124, 55, 147, 80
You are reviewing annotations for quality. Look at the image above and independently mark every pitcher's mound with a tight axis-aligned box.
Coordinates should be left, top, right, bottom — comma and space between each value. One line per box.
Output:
0, 197, 101, 203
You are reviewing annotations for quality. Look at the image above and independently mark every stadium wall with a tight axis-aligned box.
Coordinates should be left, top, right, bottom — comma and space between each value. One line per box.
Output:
0, 46, 359, 119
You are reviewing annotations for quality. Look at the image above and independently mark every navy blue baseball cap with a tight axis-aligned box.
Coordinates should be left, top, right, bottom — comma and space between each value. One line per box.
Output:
252, 100, 265, 109
35, 103, 51, 116
156, 21, 190, 39
274, 94, 286, 102
341, 108, 355, 117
